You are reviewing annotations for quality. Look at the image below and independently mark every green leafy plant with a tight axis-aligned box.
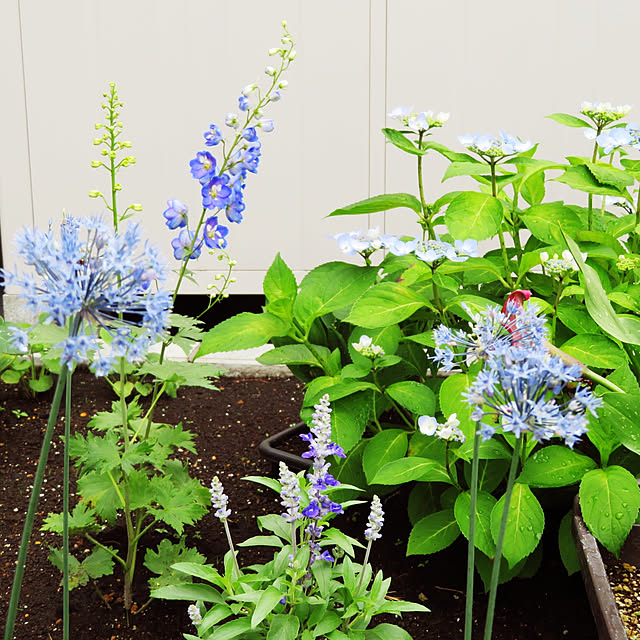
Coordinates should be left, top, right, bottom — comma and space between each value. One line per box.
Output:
153, 395, 427, 640
198, 100, 640, 591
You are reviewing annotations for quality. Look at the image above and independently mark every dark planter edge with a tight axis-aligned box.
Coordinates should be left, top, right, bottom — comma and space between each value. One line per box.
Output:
258, 421, 311, 471
572, 493, 635, 640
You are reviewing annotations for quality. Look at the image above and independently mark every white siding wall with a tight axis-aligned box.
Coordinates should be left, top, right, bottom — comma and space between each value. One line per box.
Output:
2, 1, 640, 308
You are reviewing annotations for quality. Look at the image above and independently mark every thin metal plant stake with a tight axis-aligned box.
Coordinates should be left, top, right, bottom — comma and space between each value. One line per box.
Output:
464, 431, 481, 640
483, 436, 523, 640
4, 371, 67, 640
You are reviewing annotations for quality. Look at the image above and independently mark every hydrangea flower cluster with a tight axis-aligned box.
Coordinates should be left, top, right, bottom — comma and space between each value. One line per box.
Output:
1, 216, 171, 376
432, 297, 548, 372
464, 344, 602, 447
594, 122, 640, 154
300, 394, 346, 564
388, 105, 450, 132
458, 131, 534, 159
418, 413, 465, 443
617, 253, 640, 272
540, 249, 585, 277
352, 335, 385, 358
163, 23, 295, 261
334, 228, 478, 264
581, 100, 632, 128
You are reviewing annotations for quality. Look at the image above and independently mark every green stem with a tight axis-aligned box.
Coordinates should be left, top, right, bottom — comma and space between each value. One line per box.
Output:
491, 161, 513, 288
355, 538, 373, 597
223, 519, 241, 581
63, 366, 72, 640
417, 132, 433, 240
464, 432, 481, 640
581, 366, 625, 394
84, 534, 128, 571
587, 138, 599, 231
483, 437, 522, 640
4, 371, 67, 640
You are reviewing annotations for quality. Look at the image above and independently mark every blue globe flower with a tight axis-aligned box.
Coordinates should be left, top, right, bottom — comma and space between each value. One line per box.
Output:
2, 216, 171, 375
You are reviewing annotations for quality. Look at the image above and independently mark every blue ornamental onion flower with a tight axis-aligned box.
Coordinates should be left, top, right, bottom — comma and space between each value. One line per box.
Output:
464, 344, 602, 447
2, 216, 171, 376
432, 296, 548, 372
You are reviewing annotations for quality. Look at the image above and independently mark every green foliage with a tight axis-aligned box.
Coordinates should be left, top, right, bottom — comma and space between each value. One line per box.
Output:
195, 100, 640, 585
152, 470, 427, 639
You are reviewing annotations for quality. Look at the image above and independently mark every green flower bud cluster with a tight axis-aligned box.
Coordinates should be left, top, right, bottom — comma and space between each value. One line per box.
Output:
580, 101, 632, 128
617, 253, 640, 272
89, 82, 142, 228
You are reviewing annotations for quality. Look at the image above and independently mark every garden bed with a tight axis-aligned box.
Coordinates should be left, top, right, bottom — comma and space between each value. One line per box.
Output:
1, 369, 598, 639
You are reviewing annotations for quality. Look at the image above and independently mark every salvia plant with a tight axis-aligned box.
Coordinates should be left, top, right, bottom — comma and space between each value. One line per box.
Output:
198, 97, 640, 627
2, 21, 295, 640
152, 395, 427, 640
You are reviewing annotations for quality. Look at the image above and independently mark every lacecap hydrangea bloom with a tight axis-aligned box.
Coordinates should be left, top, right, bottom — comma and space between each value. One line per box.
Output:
594, 123, 640, 154
458, 131, 534, 159
581, 100, 632, 127
1, 216, 171, 376
334, 228, 477, 264
163, 23, 295, 261
388, 105, 450, 131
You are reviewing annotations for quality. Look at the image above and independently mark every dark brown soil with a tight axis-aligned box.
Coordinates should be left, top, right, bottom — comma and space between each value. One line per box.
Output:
0, 369, 597, 639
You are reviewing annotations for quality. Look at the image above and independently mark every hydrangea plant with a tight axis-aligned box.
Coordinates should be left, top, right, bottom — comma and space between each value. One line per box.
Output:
198, 98, 640, 636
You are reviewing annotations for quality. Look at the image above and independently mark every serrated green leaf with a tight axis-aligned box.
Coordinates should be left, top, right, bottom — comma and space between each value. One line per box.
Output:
198, 312, 290, 357
362, 430, 408, 484
385, 381, 435, 416
328, 192, 422, 217
294, 262, 378, 328
267, 614, 300, 640
407, 509, 460, 555
558, 511, 580, 575
372, 457, 451, 485
546, 113, 592, 128
454, 490, 497, 558
442, 161, 489, 181
491, 483, 544, 568
517, 446, 596, 487
382, 128, 427, 156
602, 392, 640, 455
444, 192, 503, 241
554, 165, 629, 198
263, 252, 297, 304
520, 202, 583, 245
579, 466, 640, 555
346, 281, 427, 328
560, 334, 626, 369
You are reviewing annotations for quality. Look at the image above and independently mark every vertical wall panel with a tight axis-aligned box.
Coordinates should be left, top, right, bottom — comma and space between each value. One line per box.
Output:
4, 1, 640, 305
